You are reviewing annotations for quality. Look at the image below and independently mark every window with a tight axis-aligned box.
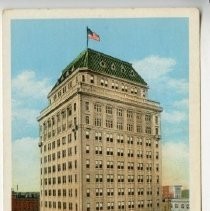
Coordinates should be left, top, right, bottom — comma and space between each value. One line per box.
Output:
82, 75, 85, 82
87, 203, 90, 211
118, 188, 125, 196
96, 188, 103, 196
117, 108, 123, 117
106, 119, 113, 128
155, 116, 158, 124
106, 105, 113, 114
146, 163, 152, 171
96, 174, 103, 182
86, 145, 90, 153
107, 202, 114, 210
86, 160, 90, 168
96, 202, 103, 210
127, 110, 133, 118
106, 134, 113, 142
90, 75, 94, 83
86, 189, 90, 197
127, 149, 134, 157
95, 117, 102, 127
67, 106, 72, 116
128, 175, 134, 182
106, 147, 113, 155
138, 201, 144, 208
118, 175, 124, 182
156, 127, 159, 135
137, 150, 143, 158
117, 122, 123, 130
118, 202, 125, 209
94, 104, 102, 112
107, 161, 114, 169
85, 116, 90, 124
95, 146, 102, 155
145, 114, 151, 121
117, 135, 124, 143
146, 126, 151, 134
146, 139, 151, 147
105, 80, 108, 87
138, 188, 144, 196
95, 132, 102, 141
86, 131, 90, 139
146, 187, 152, 195
128, 188, 134, 195
86, 174, 90, 182
146, 151, 152, 159
107, 188, 114, 196
146, 175, 152, 183
95, 160, 103, 169
127, 136, 133, 144
138, 175, 144, 183
128, 162, 134, 170
156, 164, 159, 171
137, 163, 144, 171
107, 174, 114, 182
136, 125, 142, 133
127, 124, 133, 131
101, 79, 104, 86
117, 148, 124, 156
117, 161, 124, 169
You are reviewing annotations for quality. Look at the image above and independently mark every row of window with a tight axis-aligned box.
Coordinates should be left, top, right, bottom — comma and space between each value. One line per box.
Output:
41, 159, 159, 174
172, 203, 190, 209
42, 187, 160, 197
41, 147, 158, 164
41, 173, 160, 185
51, 73, 147, 103
41, 133, 159, 154
40, 103, 159, 132
42, 200, 160, 210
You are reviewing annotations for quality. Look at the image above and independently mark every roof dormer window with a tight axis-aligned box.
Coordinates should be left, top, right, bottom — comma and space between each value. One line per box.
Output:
121, 65, 126, 72
111, 63, 116, 70
100, 60, 106, 68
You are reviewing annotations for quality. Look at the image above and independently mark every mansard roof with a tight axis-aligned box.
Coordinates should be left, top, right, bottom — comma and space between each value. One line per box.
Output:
52, 48, 147, 91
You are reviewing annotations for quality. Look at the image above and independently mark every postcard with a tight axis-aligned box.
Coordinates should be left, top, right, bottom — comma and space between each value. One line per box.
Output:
2, 8, 200, 211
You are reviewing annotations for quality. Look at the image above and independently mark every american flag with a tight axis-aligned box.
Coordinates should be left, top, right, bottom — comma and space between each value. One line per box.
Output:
87, 27, 100, 41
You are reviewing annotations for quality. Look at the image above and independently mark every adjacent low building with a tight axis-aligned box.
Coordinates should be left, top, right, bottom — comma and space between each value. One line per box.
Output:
12, 191, 40, 211
171, 198, 189, 211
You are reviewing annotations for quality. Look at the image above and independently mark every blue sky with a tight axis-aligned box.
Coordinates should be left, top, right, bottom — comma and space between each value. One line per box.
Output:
11, 17, 189, 191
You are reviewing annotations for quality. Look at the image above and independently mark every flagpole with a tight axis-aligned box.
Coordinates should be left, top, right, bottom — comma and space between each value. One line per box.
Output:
86, 26, 88, 49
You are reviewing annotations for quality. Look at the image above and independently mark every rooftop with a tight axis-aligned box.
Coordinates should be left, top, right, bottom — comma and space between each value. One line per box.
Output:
51, 48, 147, 91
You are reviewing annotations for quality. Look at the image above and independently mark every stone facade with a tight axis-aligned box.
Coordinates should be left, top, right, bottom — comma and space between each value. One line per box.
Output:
38, 49, 162, 211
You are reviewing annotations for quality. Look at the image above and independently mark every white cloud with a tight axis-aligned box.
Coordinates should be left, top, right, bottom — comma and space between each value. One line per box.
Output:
12, 70, 52, 126
173, 98, 188, 110
167, 78, 188, 94
132, 55, 176, 80
12, 70, 52, 100
132, 55, 188, 95
12, 137, 40, 192
162, 142, 189, 188
13, 107, 40, 125
162, 110, 187, 123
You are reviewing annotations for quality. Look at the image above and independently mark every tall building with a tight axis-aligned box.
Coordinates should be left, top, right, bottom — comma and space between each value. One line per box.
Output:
38, 48, 162, 211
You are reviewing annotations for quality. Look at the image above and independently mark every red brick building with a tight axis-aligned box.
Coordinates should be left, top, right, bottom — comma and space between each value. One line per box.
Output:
12, 192, 40, 211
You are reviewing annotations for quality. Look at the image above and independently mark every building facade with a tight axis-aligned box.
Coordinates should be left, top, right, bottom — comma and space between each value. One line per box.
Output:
38, 48, 162, 211
12, 191, 40, 211
170, 198, 189, 211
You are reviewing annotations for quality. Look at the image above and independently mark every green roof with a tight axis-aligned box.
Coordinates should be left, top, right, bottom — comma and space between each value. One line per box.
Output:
52, 48, 147, 91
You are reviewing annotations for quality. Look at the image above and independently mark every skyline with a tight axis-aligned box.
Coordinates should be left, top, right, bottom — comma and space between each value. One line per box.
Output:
11, 17, 189, 191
